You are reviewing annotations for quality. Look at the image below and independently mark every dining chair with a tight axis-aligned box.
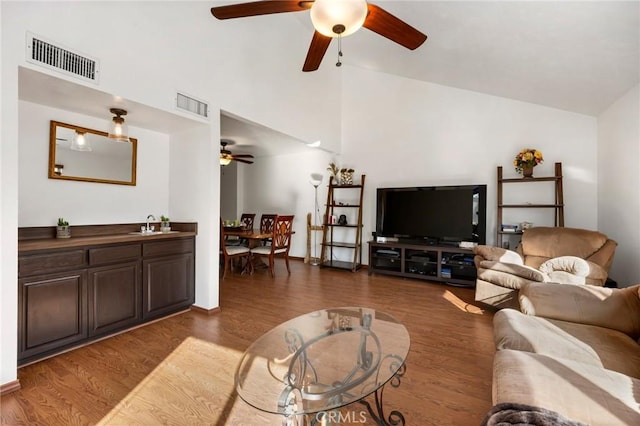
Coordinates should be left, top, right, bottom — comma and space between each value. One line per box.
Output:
220, 220, 252, 279
250, 215, 294, 278
259, 213, 277, 246
231, 213, 256, 247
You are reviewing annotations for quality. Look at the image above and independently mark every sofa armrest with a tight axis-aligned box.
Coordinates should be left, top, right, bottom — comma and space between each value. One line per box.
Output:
473, 245, 523, 264
519, 282, 640, 338
479, 261, 548, 282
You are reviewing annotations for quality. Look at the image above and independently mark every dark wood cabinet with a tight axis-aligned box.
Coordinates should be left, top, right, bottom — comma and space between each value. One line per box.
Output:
143, 253, 194, 319
368, 241, 476, 287
18, 235, 195, 365
88, 261, 142, 336
18, 270, 88, 361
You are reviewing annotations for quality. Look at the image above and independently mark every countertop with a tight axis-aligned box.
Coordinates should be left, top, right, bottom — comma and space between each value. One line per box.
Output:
18, 231, 197, 253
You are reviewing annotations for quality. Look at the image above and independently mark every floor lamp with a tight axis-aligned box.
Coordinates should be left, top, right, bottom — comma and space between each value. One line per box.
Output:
310, 173, 324, 266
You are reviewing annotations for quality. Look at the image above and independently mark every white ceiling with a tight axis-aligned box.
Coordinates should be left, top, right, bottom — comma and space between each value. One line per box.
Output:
20, 2, 640, 160
219, 0, 639, 157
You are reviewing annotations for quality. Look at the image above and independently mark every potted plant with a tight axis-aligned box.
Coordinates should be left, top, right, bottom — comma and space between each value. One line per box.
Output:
513, 148, 543, 178
56, 218, 71, 239
160, 215, 171, 233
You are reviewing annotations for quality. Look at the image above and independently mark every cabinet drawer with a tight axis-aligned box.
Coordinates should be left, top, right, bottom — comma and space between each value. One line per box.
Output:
89, 244, 141, 266
19, 249, 86, 277
143, 238, 194, 257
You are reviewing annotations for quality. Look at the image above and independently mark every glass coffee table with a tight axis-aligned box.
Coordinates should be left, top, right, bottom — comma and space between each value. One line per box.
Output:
235, 307, 410, 425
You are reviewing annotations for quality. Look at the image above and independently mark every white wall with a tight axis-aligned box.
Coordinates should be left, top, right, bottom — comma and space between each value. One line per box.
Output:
240, 148, 334, 259
19, 101, 171, 226
340, 67, 599, 257
1, 1, 341, 387
220, 161, 238, 221
598, 84, 640, 286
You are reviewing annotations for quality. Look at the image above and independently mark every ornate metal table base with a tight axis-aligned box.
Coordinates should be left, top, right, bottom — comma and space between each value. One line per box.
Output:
359, 361, 406, 426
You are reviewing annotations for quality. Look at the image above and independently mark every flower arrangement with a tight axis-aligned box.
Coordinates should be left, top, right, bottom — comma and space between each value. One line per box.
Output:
513, 148, 543, 173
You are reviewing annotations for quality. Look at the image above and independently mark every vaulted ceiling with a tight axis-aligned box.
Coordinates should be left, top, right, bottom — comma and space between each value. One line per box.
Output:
219, 1, 639, 157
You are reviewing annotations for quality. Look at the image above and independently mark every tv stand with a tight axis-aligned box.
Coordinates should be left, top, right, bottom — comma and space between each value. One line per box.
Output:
368, 240, 476, 288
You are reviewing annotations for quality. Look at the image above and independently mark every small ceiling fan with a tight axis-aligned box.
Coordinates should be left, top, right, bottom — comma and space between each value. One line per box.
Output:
220, 140, 255, 165
210, 0, 427, 72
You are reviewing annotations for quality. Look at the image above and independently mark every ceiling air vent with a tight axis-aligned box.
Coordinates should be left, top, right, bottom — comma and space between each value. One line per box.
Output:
26, 32, 99, 83
176, 92, 209, 118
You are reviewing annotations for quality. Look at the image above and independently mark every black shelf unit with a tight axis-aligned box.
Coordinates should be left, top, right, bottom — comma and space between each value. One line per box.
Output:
368, 241, 476, 287
320, 175, 366, 272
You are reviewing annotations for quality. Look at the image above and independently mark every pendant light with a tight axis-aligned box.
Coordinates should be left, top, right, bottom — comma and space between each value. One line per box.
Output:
108, 108, 130, 142
70, 131, 92, 151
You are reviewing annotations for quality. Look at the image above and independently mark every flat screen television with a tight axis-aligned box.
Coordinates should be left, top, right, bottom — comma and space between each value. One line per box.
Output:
376, 184, 487, 245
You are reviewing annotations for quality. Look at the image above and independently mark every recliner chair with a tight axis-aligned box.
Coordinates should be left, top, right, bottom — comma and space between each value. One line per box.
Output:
474, 226, 617, 309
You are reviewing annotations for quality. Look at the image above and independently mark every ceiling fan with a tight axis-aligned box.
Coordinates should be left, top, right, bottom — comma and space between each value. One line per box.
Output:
220, 140, 255, 165
210, 0, 427, 72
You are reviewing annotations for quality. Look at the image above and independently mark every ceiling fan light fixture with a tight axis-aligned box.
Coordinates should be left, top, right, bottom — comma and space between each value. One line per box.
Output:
108, 108, 130, 142
310, 0, 368, 37
220, 153, 233, 166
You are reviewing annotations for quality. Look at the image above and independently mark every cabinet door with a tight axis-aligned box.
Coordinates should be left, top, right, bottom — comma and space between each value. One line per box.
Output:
142, 253, 194, 319
19, 271, 88, 361
88, 261, 142, 337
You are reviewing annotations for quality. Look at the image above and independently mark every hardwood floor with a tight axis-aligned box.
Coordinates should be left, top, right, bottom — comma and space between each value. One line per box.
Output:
1, 260, 496, 425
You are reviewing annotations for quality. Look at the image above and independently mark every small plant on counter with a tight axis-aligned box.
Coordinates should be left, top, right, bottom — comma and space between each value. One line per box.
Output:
56, 218, 71, 239
160, 215, 171, 233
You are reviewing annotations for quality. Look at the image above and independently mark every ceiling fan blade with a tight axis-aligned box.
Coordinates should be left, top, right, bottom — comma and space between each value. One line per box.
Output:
303, 31, 332, 72
232, 154, 255, 158
363, 4, 427, 50
234, 158, 254, 164
211, 1, 312, 20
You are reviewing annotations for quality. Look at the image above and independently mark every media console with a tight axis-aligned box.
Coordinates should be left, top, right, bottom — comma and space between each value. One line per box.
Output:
368, 240, 476, 288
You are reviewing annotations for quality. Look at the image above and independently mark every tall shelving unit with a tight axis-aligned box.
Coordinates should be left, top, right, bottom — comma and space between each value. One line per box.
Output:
320, 174, 366, 272
497, 162, 564, 248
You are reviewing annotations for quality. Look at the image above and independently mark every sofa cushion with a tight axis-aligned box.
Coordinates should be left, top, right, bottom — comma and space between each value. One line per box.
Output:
493, 349, 640, 426
494, 308, 640, 378
520, 226, 610, 261
519, 282, 640, 339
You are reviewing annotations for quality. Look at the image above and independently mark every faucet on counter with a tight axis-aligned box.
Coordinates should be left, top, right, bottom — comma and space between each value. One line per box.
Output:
145, 214, 156, 233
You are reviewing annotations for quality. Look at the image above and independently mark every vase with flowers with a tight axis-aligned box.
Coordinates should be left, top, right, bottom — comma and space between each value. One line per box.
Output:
513, 148, 543, 178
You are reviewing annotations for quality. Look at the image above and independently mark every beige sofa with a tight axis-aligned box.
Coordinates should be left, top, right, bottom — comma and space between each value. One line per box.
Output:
489, 281, 640, 425
474, 227, 617, 309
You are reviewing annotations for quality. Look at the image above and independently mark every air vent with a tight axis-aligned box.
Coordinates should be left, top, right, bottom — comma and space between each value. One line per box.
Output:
26, 32, 99, 83
176, 92, 209, 118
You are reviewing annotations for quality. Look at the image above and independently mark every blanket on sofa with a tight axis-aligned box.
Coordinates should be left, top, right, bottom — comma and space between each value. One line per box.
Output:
481, 403, 587, 426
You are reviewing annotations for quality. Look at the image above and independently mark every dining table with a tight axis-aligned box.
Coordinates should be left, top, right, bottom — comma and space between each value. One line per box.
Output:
224, 227, 272, 248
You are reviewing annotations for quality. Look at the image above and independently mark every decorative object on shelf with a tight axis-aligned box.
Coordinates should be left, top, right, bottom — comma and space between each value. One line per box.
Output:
340, 168, 354, 185
338, 214, 347, 225
520, 221, 533, 230
513, 148, 543, 178
160, 215, 171, 233
327, 162, 339, 183
56, 218, 70, 239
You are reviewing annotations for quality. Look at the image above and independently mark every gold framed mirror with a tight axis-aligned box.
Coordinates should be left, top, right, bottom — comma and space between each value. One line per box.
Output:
48, 120, 137, 185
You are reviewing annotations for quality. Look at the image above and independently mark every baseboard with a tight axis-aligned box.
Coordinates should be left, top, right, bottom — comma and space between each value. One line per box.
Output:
190, 305, 221, 316
1, 379, 21, 395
